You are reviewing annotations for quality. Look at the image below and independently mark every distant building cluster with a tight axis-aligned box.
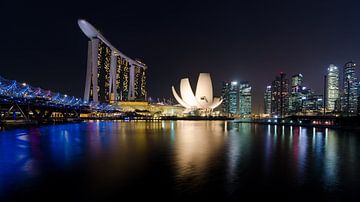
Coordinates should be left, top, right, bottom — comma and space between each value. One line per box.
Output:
77, 19, 360, 118
263, 61, 359, 117
221, 81, 252, 117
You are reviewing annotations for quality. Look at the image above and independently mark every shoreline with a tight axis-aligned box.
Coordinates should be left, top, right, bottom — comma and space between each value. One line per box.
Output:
81, 116, 234, 121
2, 116, 360, 131
234, 117, 360, 131
0, 116, 234, 130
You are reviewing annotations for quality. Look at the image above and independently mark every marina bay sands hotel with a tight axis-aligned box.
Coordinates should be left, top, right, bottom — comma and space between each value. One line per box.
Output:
78, 19, 147, 103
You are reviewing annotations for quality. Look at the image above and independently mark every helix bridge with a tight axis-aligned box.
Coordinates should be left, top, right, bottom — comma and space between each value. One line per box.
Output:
0, 75, 119, 124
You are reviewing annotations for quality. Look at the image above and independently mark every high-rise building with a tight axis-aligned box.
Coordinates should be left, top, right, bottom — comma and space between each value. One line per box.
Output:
222, 81, 251, 115
288, 74, 304, 113
228, 81, 239, 114
271, 72, 289, 117
342, 61, 358, 114
326, 64, 340, 112
296, 86, 323, 114
302, 94, 323, 112
291, 74, 303, 92
221, 82, 230, 113
289, 89, 302, 113
221, 81, 239, 114
264, 85, 272, 114
358, 81, 360, 114
78, 19, 147, 103
238, 82, 252, 115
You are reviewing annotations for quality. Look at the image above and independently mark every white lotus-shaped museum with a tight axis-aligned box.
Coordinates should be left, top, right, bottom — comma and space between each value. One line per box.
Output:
172, 73, 222, 111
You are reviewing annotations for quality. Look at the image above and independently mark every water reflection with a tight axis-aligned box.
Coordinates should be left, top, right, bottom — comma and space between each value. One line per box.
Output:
0, 121, 359, 200
228, 124, 249, 167
324, 129, 339, 190
173, 121, 226, 189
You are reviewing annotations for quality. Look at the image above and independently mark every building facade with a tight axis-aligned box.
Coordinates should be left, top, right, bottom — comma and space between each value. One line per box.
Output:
288, 74, 304, 113
342, 61, 358, 114
326, 64, 340, 112
228, 81, 239, 114
222, 81, 252, 116
264, 85, 272, 114
271, 72, 289, 117
291, 74, 303, 92
221, 82, 230, 113
238, 82, 252, 115
302, 94, 323, 113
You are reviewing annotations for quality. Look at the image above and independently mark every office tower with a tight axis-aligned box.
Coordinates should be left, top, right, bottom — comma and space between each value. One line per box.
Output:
296, 86, 323, 114
271, 72, 289, 117
264, 85, 272, 114
238, 82, 252, 115
342, 61, 358, 114
221, 81, 239, 114
301, 94, 324, 112
228, 81, 239, 114
291, 74, 303, 92
326, 64, 339, 111
288, 74, 304, 113
221, 82, 230, 113
358, 81, 360, 114
222, 81, 252, 116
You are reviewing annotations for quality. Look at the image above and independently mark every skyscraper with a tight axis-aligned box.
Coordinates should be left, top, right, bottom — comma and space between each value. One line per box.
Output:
358, 81, 360, 114
222, 81, 251, 116
326, 64, 340, 112
228, 81, 239, 114
291, 74, 303, 92
271, 72, 289, 117
301, 94, 323, 113
342, 61, 358, 114
264, 85, 272, 114
221, 81, 239, 114
221, 82, 230, 113
238, 82, 252, 115
78, 19, 147, 103
288, 74, 304, 113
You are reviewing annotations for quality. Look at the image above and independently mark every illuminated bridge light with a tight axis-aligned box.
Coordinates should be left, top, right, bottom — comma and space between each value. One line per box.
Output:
0, 75, 119, 113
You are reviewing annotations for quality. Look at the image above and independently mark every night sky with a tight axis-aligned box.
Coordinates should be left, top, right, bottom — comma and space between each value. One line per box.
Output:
2, 0, 360, 113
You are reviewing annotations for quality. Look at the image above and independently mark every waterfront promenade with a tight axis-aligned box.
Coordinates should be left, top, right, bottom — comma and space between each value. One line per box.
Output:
235, 115, 360, 130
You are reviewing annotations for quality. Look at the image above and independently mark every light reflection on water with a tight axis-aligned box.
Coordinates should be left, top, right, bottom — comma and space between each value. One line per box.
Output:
0, 121, 359, 200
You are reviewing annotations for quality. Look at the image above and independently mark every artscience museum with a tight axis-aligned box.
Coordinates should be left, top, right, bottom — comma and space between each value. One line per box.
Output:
172, 73, 222, 113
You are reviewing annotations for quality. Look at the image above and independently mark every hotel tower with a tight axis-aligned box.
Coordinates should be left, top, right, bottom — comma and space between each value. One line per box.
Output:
78, 19, 147, 103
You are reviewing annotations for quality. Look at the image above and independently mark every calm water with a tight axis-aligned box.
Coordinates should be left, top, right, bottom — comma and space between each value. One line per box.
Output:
0, 121, 359, 201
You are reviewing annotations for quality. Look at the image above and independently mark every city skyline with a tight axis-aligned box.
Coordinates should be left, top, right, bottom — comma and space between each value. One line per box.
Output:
2, 1, 360, 113
2, 1, 360, 201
